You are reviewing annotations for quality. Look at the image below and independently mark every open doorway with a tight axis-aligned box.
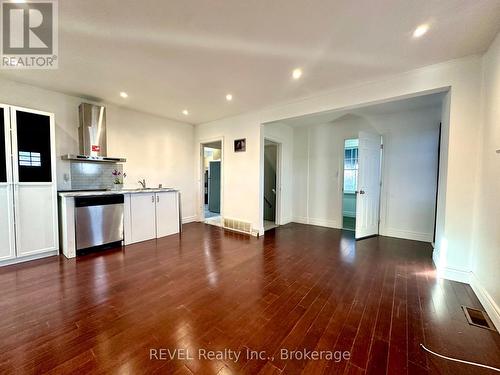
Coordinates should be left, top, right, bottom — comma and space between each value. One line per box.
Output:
263, 91, 443, 243
342, 139, 358, 231
201, 141, 222, 227
263, 139, 279, 231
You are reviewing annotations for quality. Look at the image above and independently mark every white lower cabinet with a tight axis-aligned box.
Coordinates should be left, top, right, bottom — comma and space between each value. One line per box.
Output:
127, 191, 180, 245
15, 184, 58, 257
130, 193, 157, 243
155, 191, 180, 238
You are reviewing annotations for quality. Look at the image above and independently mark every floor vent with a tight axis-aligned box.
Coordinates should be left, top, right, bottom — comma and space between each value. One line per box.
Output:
462, 306, 497, 331
223, 218, 252, 235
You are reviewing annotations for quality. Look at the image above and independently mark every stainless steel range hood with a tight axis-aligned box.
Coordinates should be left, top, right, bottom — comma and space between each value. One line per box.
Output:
61, 103, 126, 163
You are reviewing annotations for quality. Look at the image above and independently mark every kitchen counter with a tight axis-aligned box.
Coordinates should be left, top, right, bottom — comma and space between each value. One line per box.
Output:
58, 188, 178, 197
58, 188, 181, 259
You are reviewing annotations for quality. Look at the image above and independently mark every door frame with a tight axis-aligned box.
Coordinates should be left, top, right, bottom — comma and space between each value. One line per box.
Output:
340, 135, 383, 238
262, 137, 282, 227
0, 104, 15, 261
340, 137, 359, 232
199, 137, 224, 222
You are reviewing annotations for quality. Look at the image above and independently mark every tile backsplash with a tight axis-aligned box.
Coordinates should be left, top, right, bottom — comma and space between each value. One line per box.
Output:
70, 162, 123, 190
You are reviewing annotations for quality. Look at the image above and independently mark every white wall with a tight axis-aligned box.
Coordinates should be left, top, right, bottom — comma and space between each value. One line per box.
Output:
292, 115, 375, 228
0, 77, 197, 222
195, 112, 262, 231
291, 107, 441, 242
196, 55, 482, 279
470, 32, 500, 330
373, 109, 441, 241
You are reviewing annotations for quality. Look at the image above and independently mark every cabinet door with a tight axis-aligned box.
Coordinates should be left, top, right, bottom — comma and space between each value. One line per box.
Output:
155, 192, 180, 238
11, 107, 57, 257
130, 193, 156, 243
0, 105, 15, 261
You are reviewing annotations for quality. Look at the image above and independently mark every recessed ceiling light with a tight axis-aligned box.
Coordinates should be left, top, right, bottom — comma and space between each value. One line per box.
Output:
182, 109, 189, 116
292, 68, 302, 80
413, 24, 429, 38
119, 92, 128, 98
226, 94, 233, 101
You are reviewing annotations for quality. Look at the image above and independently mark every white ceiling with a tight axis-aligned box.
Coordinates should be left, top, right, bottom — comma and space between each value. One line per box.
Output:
1, 0, 499, 124
271, 92, 445, 127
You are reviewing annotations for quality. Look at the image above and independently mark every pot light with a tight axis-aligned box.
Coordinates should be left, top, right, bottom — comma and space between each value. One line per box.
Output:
413, 24, 429, 38
226, 94, 233, 101
182, 109, 189, 116
292, 68, 302, 80
119, 91, 128, 98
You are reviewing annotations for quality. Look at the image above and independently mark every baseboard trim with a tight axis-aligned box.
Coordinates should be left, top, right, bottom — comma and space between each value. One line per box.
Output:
292, 216, 308, 225
380, 227, 432, 242
432, 250, 470, 283
292, 217, 341, 229
0, 250, 59, 267
182, 215, 197, 224
437, 266, 471, 284
470, 272, 500, 332
432, 250, 499, 332
308, 218, 340, 229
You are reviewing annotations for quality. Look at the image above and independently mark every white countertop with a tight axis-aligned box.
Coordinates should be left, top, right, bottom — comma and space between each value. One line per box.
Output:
58, 188, 179, 197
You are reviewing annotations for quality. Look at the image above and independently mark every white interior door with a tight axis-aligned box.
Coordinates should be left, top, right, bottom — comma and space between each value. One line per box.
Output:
11, 107, 58, 257
355, 131, 382, 239
0, 105, 15, 261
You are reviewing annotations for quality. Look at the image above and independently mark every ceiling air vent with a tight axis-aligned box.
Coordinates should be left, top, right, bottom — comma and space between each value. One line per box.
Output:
462, 306, 497, 332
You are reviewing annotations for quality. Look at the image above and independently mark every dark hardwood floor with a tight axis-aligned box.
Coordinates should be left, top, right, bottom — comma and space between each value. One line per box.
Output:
0, 223, 499, 374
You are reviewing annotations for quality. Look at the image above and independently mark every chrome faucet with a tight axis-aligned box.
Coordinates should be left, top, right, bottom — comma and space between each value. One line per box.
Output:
138, 179, 146, 189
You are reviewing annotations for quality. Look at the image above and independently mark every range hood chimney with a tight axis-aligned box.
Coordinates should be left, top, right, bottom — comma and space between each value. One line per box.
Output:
61, 103, 126, 163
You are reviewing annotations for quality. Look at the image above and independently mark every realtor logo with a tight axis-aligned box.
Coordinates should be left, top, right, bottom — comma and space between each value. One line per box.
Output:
1, 0, 58, 69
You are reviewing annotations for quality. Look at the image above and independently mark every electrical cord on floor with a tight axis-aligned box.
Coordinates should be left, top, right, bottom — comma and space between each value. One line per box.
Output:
420, 344, 500, 372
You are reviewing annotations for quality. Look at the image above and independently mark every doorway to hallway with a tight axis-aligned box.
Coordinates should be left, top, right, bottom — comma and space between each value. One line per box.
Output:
201, 141, 222, 227
342, 138, 358, 231
263, 139, 279, 231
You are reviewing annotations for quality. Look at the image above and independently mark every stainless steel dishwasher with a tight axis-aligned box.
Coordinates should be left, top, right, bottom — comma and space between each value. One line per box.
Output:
75, 194, 124, 251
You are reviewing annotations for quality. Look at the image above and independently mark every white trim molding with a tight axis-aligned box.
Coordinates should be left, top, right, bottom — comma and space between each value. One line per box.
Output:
292, 216, 308, 225
182, 215, 197, 224
292, 217, 341, 230
0, 250, 59, 267
381, 228, 433, 243
433, 250, 500, 332
470, 272, 500, 332
432, 249, 471, 283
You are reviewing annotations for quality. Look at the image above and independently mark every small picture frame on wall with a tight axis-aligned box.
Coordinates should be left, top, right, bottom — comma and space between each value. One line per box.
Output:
234, 138, 246, 152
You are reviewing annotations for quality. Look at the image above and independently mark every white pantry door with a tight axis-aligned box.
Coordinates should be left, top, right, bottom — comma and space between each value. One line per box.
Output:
11, 106, 58, 257
355, 131, 382, 239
